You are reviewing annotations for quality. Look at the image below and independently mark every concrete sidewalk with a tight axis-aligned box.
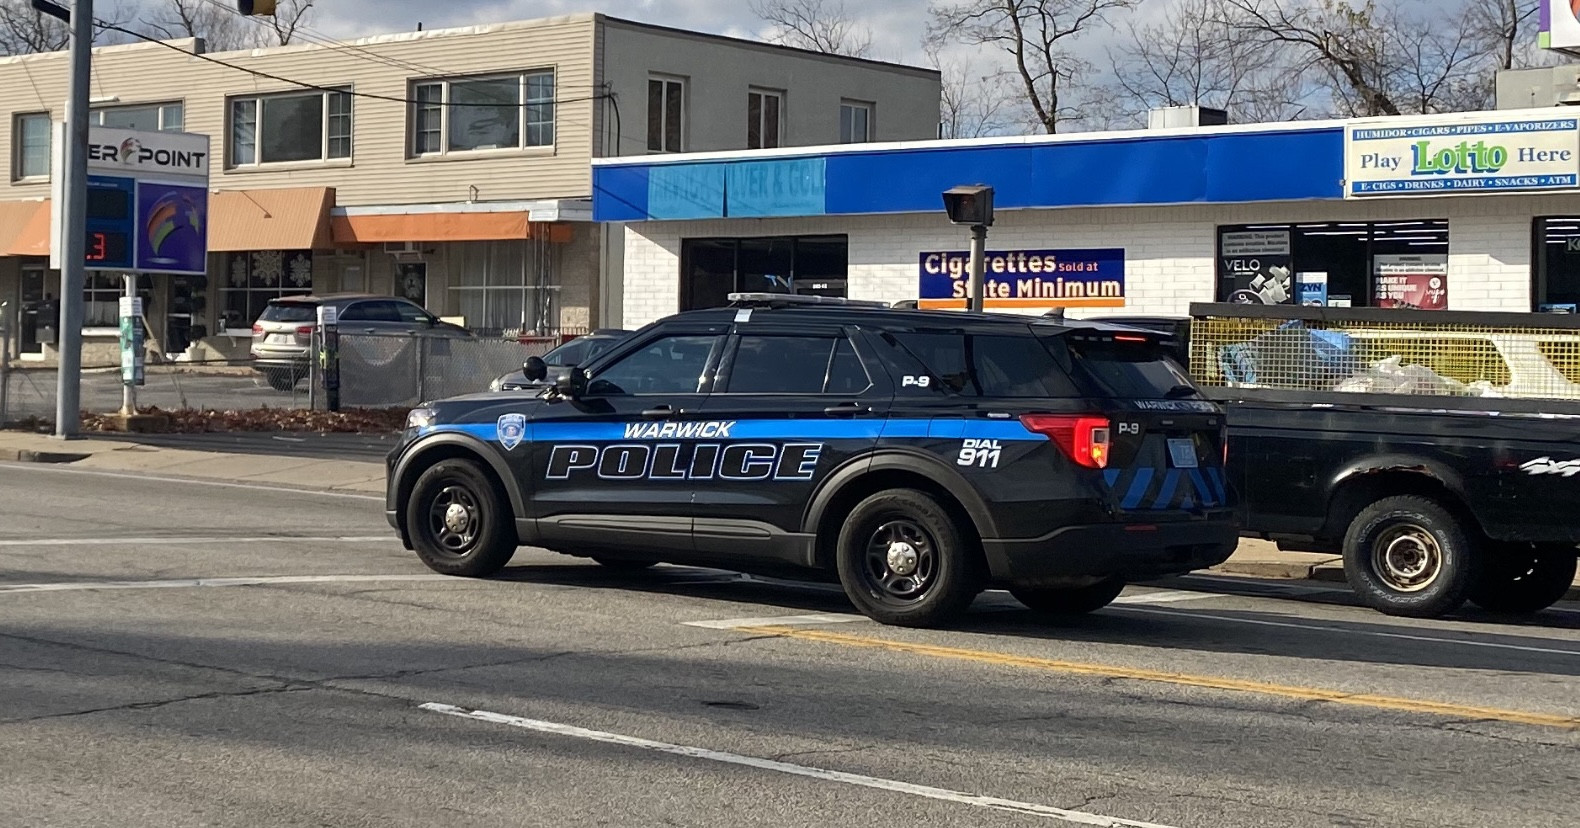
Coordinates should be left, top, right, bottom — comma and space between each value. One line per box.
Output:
0, 430, 1569, 595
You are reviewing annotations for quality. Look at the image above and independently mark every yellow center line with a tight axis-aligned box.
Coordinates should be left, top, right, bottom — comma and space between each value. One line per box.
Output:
737, 625, 1580, 731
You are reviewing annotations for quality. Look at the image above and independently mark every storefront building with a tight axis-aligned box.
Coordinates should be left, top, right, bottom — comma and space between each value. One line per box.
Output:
595, 109, 1580, 326
0, 15, 941, 366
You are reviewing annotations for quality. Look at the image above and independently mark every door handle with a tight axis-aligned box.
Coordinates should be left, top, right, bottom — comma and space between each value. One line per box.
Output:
823, 402, 870, 416
640, 405, 675, 419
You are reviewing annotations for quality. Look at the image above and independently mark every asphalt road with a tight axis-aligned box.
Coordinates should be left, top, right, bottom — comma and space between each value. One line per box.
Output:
2, 463, 1577, 828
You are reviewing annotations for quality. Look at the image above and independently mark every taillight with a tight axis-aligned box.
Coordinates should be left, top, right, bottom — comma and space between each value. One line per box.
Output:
251, 323, 263, 336
1020, 414, 1111, 469
295, 326, 314, 337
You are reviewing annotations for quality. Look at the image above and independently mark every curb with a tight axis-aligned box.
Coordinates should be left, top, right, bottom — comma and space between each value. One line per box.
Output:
0, 448, 90, 464
1209, 561, 1580, 604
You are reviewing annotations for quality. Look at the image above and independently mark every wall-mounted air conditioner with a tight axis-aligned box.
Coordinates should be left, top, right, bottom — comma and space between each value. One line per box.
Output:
384, 241, 422, 255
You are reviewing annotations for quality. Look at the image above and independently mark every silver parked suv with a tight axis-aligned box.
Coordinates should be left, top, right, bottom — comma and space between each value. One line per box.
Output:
251, 293, 472, 390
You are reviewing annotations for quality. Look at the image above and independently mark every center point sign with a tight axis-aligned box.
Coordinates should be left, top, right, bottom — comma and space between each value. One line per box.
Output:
1345, 113, 1580, 197
919, 248, 1126, 309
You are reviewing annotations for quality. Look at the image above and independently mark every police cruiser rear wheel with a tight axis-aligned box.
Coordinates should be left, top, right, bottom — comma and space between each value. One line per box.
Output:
836, 489, 980, 628
406, 459, 516, 577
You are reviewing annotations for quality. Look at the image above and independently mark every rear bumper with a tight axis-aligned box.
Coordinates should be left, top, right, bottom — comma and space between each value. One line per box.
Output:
981, 514, 1238, 584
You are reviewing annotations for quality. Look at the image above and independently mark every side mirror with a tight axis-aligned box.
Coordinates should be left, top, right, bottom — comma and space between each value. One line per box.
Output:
523, 355, 548, 382
555, 365, 587, 399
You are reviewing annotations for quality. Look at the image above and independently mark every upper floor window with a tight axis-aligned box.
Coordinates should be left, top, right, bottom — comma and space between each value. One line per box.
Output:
13, 112, 50, 180
747, 88, 783, 150
840, 100, 872, 144
648, 76, 686, 153
230, 88, 352, 167
93, 102, 184, 132
412, 71, 555, 156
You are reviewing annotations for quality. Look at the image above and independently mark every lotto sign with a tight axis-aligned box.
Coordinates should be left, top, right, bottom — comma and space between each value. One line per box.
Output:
1345, 114, 1580, 197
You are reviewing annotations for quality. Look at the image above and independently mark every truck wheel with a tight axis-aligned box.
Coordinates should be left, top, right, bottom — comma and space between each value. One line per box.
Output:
836, 489, 981, 628
405, 459, 516, 577
1469, 545, 1576, 614
1009, 578, 1126, 616
1342, 495, 1479, 618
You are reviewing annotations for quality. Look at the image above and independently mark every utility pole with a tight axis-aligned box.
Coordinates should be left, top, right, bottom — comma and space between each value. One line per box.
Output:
35, 0, 91, 438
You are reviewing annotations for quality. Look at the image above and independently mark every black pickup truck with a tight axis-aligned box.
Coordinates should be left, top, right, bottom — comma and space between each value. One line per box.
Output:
1151, 305, 1580, 619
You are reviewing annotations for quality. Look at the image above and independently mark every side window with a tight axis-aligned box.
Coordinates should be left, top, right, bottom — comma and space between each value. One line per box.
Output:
885, 331, 1076, 397
825, 338, 871, 394
589, 335, 719, 396
724, 335, 836, 394
341, 301, 400, 323
337, 302, 370, 322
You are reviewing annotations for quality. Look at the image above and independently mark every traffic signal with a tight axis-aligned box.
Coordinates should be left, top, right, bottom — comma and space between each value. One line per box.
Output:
237, 1, 277, 14
942, 185, 994, 227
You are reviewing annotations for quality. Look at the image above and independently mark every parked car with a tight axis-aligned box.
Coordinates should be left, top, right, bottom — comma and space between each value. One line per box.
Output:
488, 329, 633, 392
251, 294, 471, 391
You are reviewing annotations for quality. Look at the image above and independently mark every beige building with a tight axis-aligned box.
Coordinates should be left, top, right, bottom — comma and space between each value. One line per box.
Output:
0, 14, 941, 366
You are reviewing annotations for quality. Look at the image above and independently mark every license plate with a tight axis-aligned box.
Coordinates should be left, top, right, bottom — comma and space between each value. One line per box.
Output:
268, 334, 292, 344
1167, 437, 1198, 468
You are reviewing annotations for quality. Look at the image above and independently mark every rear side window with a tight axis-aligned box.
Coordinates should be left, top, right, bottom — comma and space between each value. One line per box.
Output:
1055, 336, 1196, 399
260, 303, 316, 323
884, 331, 1078, 398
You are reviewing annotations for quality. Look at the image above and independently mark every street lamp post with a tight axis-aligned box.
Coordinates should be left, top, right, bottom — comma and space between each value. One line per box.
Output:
941, 185, 995, 313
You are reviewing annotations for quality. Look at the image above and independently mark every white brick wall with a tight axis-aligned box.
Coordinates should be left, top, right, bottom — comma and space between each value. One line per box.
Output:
619, 192, 1580, 327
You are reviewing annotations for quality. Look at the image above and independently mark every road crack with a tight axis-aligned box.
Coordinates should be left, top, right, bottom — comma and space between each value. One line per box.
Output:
1, 684, 309, 725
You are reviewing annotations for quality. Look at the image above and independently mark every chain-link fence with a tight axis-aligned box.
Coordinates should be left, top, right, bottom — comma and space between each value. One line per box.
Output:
337, 333, 562, 408
1190, 304, 1580, 402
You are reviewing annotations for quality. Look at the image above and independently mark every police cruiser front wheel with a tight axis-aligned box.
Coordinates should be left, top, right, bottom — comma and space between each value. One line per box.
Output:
836, 489, 981, 628
406, 459, 517, 577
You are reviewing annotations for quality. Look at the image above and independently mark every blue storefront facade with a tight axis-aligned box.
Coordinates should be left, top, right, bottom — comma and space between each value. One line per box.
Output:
594, 110, 1580, 326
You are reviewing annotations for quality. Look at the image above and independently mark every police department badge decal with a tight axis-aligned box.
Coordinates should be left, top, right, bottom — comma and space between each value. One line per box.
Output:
497, 413, 526, 450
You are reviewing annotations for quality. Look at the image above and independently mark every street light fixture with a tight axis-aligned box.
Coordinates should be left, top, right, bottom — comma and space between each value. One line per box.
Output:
942, 185, 994, 313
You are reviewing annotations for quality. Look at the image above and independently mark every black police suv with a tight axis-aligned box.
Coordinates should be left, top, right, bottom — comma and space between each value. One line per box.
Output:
386, 294, 1237, 627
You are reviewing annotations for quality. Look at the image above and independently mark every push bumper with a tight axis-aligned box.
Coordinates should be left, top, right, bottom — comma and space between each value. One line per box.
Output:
980, 513, 1238, 584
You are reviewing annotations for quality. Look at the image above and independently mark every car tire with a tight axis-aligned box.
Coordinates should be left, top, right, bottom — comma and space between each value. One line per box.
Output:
1469, 545, 1577, 614
835, 488, 981, 628
405, 459, 516, 577
263, 368, 298, 391
1342, 495, 1480, 619
1009, 578, 1126, 616
591, 557, 657, 573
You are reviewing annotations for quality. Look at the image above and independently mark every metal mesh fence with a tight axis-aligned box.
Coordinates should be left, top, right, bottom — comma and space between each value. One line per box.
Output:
1, 366, 316, 423
1190, 310, 1580, 402
337, 333, 562, 408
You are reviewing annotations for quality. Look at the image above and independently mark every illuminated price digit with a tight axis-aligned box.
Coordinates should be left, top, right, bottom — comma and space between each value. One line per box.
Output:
87, 232, 107, 262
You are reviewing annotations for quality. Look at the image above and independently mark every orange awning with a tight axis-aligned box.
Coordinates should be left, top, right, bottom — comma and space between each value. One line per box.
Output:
0, 200, 52, 257
331, 211, 574, 245
208, 187, 334, 252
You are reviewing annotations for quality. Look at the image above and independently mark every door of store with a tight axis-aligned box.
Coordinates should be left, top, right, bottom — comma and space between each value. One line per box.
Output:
17, 265, 45, 355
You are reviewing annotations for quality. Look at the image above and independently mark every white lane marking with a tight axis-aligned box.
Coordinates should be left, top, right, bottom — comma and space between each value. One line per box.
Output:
1115, 605, 1580, 658
1174, 575, 1351, 598
0, 463, 384, 501
0, 574, 450, 594
1111, 590, 1219, 606
683, 613, 862, 629
0, 535, 391, 548
419, 703, 1180, 827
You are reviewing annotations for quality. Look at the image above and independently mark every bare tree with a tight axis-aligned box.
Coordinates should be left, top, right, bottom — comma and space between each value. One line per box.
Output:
926, 43, 1013, 138
1105, 0, 1306, 126
144, 0, 265, 51
0, 0, 70, 54
1465, 0, 1550, 71
749, 0, 872, 57
260, 0, 314, 46
928, 0, 1136, 134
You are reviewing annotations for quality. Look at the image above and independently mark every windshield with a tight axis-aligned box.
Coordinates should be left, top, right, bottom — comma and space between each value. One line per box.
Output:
545, 336, 620, 367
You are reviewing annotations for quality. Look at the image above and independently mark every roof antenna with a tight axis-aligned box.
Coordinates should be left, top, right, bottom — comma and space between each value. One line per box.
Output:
417, 22, 423, 31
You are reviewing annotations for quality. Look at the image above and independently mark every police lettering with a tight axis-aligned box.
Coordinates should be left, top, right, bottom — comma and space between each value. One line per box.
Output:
623, 420, 736, 440
547, 442, 822, 481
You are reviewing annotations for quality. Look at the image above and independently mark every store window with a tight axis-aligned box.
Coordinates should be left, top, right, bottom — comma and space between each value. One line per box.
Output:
411, 71, 555, 156
449, 240, 559, 335
230, 89, 352, 166
1532, 217, 1580, 312
222, 250, 314, 332
747, 89, 783, 150
1217, 221, 1449, 309
679, 235, 849, 310
648, 76, 686, 153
